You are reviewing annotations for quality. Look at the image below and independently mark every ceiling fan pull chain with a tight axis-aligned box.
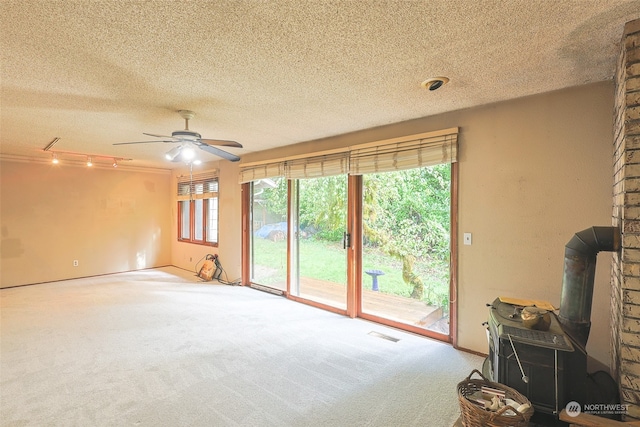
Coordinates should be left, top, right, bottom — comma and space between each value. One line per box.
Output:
189, 163, 194, 201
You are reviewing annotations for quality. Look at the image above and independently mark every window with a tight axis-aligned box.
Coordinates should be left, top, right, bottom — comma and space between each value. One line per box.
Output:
177, 171, 219, 246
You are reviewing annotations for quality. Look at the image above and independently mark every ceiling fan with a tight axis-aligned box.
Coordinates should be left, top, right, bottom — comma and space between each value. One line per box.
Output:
113, 110, 242, 162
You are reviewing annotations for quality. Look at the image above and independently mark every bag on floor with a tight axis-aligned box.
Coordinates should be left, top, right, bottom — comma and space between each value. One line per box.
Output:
198, 255, 216, 281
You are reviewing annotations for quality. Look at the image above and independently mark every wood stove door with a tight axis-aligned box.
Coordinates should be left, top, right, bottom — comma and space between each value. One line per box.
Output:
499, 339, 566, 415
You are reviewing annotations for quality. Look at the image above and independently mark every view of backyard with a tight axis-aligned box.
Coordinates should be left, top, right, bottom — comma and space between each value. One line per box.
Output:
253, 238, 449, 306
251, 164, 451, 333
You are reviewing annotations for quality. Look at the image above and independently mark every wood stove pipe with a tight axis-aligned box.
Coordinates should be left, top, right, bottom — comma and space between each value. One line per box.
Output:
558, 226, 620, 348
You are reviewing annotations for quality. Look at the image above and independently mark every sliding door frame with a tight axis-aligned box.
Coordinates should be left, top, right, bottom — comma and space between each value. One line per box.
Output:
241, 182, 251, 286
240, 128, 458, 343
450, 161, 459, 348
355, 164, 457, 343
285, 178, 349, 317
347, 174, 362, 318
242, 169, 458, 343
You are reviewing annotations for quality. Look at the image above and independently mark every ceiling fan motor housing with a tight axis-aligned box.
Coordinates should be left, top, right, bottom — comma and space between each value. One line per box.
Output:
172, 130, 201, 141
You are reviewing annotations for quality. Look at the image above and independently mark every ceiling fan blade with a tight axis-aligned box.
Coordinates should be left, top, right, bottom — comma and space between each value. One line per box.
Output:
200, 138, 243, 148
143, 132, 176, 139
197, 144, 240, 162
113, 140, 175, 145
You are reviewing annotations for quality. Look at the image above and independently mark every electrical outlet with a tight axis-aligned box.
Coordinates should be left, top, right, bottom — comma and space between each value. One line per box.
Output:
73, 260, 79, 267
463, 233, 472, 245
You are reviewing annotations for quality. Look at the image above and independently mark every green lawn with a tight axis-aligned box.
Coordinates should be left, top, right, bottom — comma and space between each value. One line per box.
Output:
252, 237, 450, 310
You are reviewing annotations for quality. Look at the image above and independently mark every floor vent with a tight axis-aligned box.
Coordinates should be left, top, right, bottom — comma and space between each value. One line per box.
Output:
368, 331, 400, 342
250, 283, 284, 296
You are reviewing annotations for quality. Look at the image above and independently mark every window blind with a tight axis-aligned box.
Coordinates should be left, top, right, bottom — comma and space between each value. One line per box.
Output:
285, 153, 349, 179
238, 127, 458, 182
239, 162, 284, 184
349, 130, 458, 175
177, 170, 219, 201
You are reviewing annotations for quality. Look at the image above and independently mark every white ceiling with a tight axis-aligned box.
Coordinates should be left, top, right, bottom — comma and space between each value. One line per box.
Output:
1, 1, 639, 169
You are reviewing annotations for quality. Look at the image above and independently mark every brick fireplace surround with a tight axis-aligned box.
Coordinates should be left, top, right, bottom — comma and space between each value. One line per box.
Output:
612, 17, 640, 422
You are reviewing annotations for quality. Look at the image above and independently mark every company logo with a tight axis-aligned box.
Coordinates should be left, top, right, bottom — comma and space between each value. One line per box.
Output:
565, 401, 629, 417
565, 401, 581, 417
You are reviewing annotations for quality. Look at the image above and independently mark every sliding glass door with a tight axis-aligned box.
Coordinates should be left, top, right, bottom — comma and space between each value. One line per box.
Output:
242, 129, 458, 342
360, 165, 452, 335
246, 167, 453, 337
290, 176, 348, 310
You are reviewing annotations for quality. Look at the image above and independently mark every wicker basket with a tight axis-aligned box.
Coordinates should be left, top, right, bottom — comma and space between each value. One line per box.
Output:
457, 369, 534, 427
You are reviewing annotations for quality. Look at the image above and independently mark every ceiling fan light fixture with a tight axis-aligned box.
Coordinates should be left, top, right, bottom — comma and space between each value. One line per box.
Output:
112, 159, 118, 168
421, 76, 450, 91
52, 153, 59, 164
181, 145, 196, 161
86, 156, 93, 167
165, 145, 182, 161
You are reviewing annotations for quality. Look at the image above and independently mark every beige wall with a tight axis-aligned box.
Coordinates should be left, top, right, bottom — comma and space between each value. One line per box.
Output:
0, 160, 172, 287
455, 83, 613, 367
240, 82, 615, 367
169, 160, 242, 281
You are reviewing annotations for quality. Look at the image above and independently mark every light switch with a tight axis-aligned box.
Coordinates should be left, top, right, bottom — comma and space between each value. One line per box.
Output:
463, 233, 472, 245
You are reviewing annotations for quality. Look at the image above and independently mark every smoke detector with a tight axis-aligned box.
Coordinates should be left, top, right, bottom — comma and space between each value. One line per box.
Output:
421, 76, 450, 91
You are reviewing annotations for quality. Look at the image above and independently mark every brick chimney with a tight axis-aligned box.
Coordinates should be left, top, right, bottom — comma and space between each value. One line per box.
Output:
612, 17, 640, 422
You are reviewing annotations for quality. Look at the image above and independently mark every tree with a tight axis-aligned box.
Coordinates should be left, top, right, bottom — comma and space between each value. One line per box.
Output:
261, 178, 288, 220
364, 165, 451, 260
363, 165, 451, 302
298, 176, 346, 241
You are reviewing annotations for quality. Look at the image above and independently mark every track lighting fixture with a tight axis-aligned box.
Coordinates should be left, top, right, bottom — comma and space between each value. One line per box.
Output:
42, 139, 130, 168
44, 152, 128, 167
48, 153, 127, 167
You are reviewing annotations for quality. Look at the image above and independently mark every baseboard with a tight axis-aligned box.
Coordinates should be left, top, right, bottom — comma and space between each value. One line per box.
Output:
454, 345, 488, 358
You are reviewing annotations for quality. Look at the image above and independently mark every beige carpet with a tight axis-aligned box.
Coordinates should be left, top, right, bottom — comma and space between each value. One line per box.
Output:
1, 267, 483, 426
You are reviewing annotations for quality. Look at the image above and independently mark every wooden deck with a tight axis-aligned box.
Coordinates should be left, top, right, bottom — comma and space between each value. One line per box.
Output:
296, 277, 448, 333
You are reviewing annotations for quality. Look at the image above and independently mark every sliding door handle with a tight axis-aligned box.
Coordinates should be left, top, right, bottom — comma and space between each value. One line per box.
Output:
343, 232, 351, 249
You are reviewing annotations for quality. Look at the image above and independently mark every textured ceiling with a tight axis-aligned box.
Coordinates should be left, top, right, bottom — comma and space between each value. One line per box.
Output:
1, 0, 639, 169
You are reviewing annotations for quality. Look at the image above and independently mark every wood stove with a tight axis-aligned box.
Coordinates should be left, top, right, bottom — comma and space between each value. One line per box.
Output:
483, 226, 620, 417
484, 297, 587, 415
